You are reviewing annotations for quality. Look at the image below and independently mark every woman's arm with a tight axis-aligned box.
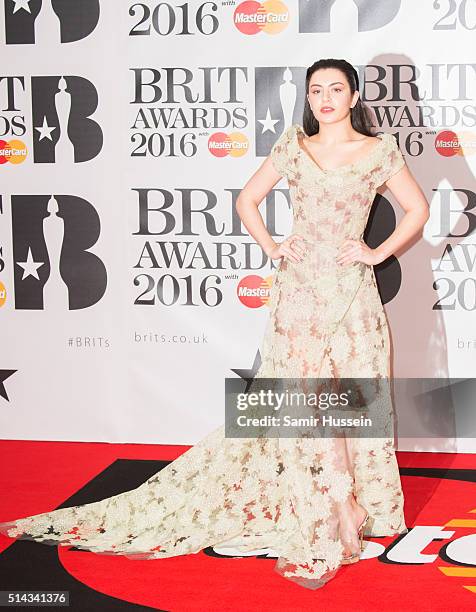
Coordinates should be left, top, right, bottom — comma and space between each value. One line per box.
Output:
337, 166, 430, 267
235, 156, 306, 263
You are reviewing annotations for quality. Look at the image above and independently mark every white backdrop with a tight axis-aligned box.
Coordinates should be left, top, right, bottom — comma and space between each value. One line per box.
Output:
1, 0, 475, 452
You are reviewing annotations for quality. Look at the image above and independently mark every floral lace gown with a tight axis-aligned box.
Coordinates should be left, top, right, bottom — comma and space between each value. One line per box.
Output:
0, 124, 408, 590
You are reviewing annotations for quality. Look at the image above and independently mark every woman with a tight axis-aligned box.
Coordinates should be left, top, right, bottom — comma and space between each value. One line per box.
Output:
0, 58, 430, 590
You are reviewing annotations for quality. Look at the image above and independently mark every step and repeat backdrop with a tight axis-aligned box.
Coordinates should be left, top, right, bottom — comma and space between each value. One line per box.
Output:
0, 0, 475, 452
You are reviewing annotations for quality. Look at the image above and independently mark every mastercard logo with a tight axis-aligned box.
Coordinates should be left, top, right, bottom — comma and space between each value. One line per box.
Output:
435, 130, 476, 158
0, 139, 28, 165
237, 274, 275, 308
0, 282, 6, 307
208, 132, 248, 158
234, 0, 290, 35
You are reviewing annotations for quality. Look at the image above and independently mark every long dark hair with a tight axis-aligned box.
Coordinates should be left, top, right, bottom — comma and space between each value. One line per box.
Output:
303, 58, 374, 137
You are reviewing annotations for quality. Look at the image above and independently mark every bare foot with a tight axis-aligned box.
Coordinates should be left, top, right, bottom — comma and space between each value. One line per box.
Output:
337, 498, 368, 563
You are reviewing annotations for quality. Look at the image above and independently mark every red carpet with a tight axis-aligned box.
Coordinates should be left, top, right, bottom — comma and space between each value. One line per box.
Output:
1, 439, 475, 611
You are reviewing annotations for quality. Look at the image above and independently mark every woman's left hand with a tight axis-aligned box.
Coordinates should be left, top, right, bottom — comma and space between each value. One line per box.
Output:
336, 239, 383, 266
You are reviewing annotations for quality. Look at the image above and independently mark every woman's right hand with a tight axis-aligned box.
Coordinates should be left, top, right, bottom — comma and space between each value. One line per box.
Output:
267, 234, 308, 263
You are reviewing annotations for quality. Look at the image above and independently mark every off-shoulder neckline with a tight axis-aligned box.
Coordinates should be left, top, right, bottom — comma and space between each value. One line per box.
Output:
293, 123, 389, 174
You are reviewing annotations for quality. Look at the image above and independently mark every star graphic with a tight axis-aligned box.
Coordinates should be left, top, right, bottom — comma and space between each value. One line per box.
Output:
35, 116, 56, 141
12, 0, 32, 14
230, 350, 262, 393
0, 370, 16, 402
257, 109, 280, 134
16, 247, 44, 280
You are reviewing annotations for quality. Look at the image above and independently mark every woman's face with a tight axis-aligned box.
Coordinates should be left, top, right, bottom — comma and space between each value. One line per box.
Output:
306, 68, 359, 124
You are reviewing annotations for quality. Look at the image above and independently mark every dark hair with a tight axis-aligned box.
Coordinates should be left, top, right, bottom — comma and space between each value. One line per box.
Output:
303, 58, 374, 137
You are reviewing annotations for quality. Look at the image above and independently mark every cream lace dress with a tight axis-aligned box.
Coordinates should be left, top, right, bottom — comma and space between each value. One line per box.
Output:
0, 124, 408, 590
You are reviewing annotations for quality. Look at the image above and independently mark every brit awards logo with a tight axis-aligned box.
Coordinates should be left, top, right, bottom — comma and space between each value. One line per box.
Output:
297, 0, 401, 33
129, 66, 248, 159
31, 75, 103, 163
255, 65, 305, 156
8, 194, 107, 310
4, 0, 100, 44
0, 74, 103, 164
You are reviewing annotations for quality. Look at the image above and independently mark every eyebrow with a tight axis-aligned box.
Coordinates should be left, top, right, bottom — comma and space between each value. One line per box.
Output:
310, 81, 344, 87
